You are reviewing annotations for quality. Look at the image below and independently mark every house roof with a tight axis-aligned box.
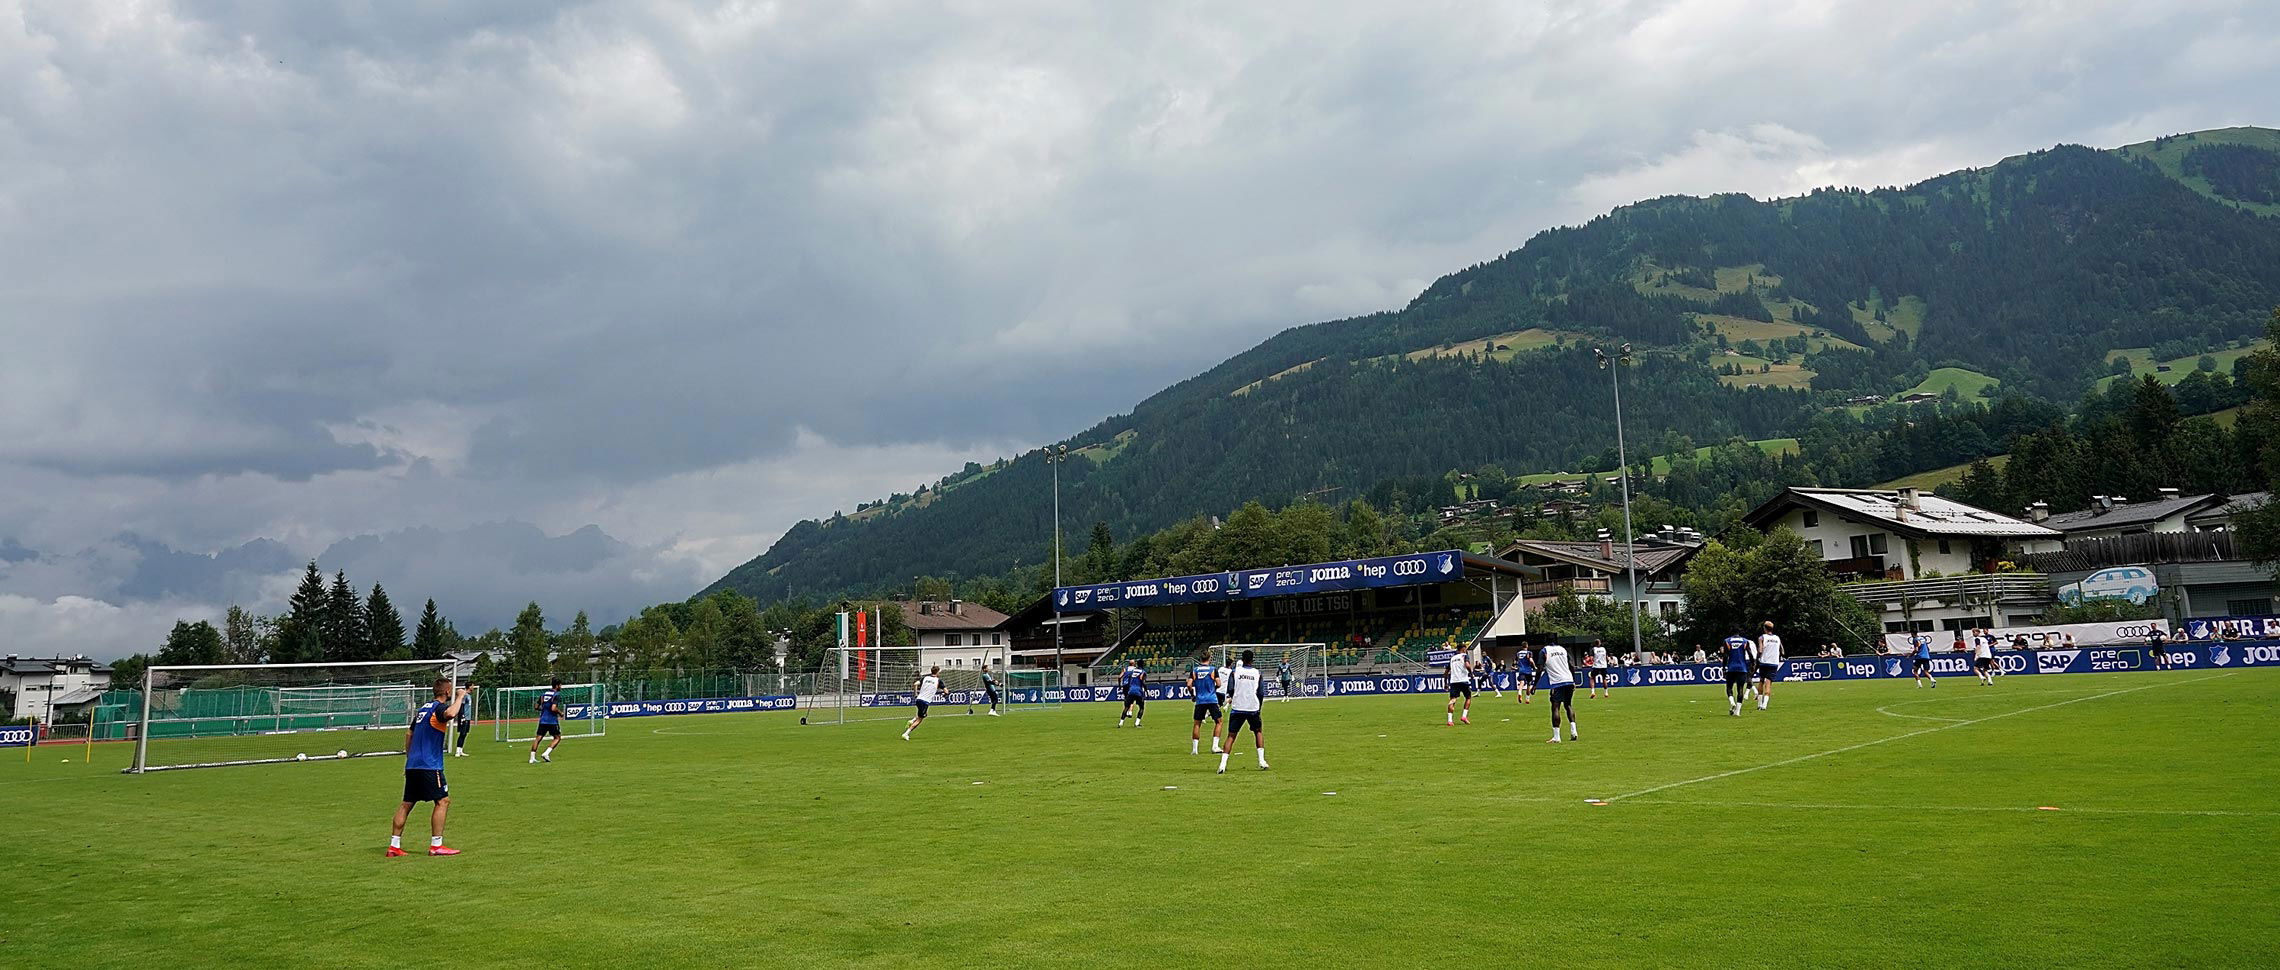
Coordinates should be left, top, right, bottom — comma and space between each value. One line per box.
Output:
2188, 491, 2271, 522
892, 601, 1011, 631
1499, 539, 1698, 576
2041, 493, 2223, 533
1744, 487, 2062, 540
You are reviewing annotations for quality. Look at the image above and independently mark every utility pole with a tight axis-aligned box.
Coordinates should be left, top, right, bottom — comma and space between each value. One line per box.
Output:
1594, 344, 1645, 659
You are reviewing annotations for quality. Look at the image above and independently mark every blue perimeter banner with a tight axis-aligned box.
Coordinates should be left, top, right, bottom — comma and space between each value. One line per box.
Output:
1051, 550, 1466, 613
986, 642, 2275, 705
0, 724, 34, 747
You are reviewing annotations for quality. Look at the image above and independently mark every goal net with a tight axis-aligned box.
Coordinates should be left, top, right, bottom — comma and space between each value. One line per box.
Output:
1207, 643, 1328, 701
492, 684, 609, 743
128, 660, 459, 773
810, 645, 1010, 724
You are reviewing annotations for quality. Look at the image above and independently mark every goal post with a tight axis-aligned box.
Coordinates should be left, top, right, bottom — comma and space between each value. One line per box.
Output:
1002, 667, 1062, 712
491, 683, 609, 743
811, 644, 1011, 724
1207, 643, 1328, 700
128, 659, 460, 774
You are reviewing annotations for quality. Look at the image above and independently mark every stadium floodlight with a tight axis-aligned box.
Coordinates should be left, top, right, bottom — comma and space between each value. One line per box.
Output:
813, 643, 1015, 724
1207, 644, 1328, 700
127, 659, 459, 774
1593, 344, 1645, 660
491, 683, 609, 743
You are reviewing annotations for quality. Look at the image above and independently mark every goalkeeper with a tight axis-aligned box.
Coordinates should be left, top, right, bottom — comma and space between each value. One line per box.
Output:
452, 683, 474, 757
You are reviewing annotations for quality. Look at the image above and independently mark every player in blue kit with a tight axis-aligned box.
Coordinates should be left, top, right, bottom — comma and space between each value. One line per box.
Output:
1722, 635, 1754, 716
1911, 633, 1938, 688
389, 678, 468, 857
1512, 649, 1537, 705
1188, 661, 1224, 755
1115, 661, 1147, 727
529, 676, 564, 764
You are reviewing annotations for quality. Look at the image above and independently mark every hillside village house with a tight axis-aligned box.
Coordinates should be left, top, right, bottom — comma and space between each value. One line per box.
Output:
2018, 490, 2279, 620
1500, 530, 1704, 622
2019, 490, 2226, 554
1743, 487, 2062, 634
1, 655, 113, 725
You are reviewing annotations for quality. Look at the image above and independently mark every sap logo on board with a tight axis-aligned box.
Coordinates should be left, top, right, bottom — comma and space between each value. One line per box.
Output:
1309, 566, 1353, 583
1247, 573, 1270, 590
1072, 589, 1091, 604
2038, 650, 2080, 673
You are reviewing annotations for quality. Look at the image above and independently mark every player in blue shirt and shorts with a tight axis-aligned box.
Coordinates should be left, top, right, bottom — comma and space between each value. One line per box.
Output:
528, 676, 564, 764
1722, 635, 1754, 716
1115, 661, 1147, 728
389, 678, 468, 857
1910, 633, 1938, 688
1512, 649, 1537, 705
1188, 661, 1223, 755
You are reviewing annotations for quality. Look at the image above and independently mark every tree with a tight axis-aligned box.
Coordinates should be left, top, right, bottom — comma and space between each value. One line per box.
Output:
273, 562, 328, 664
557, 611, 597, 674
221, 605, 270, 665
1528, 587, 1674, 654
2233, 308, 2280, 573
109, 654, 153, 691
157, 620, 225, 667
679, 597, 727, 669
1680, 528, 1882, 652
412, 599, 447, 656
507, 603, 549, 682
325, 570, 366, 662
365, 585, 407, 660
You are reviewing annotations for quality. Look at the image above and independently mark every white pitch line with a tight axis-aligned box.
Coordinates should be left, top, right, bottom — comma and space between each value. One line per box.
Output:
1640, 798, 2280, 819
1874, 705, 1966, 723
1605, 672, 2235, 803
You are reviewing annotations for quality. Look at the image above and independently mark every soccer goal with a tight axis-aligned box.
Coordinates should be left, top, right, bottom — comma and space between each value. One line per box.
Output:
1002, 667, 1063, 712
1208, 643, 1329, 700
810, 645, 1011, 724
491, 683, 609, 743
127, 659, 460, 774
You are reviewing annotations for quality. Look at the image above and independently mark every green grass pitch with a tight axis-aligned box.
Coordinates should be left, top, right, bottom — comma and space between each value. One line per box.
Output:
4, 669, 2277, 968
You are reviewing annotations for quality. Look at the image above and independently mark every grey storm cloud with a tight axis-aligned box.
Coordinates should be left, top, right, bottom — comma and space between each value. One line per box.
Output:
1, 0, 2276, 658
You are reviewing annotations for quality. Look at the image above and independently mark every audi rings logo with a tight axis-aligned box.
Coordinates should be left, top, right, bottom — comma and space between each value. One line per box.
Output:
1393, 558, 1428, 577
2113, 623, 2163, 639
1998, 654, 2028, 673
1193, 578, 1221, 594
1379, 678, 1413, 692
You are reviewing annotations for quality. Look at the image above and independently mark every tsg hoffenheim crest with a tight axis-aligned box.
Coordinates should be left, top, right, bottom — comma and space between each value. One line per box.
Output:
2212, 645, 2232, 667
1435, 553, 1456, 575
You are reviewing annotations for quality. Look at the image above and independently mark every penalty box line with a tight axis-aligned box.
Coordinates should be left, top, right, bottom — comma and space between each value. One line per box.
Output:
1628, 798, 2280, 819
1604, 672, 2236, 804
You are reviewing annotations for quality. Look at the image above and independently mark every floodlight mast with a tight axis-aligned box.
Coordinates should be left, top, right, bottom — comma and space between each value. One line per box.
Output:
1594, 344, 1645, 659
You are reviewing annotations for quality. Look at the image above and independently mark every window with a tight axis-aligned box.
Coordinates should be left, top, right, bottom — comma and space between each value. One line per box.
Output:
1848, 534, 1887, 559
1937, 539, 1952, 555
1801, 510, 1820, 528
1808, 539, 1825, 558
1658, 602, 1678, 618
943, 633, 962, 647
991, 633, 1003, 645
2227, 598, 2272, 616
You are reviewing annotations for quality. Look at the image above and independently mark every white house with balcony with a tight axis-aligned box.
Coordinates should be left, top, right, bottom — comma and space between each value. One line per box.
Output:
1742, 487, 2063, 634
892, 600, 1012, 672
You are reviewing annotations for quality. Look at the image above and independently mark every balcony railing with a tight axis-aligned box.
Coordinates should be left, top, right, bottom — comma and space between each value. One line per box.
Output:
1523, 577, 1613, 598
1839, 572, 2051, 608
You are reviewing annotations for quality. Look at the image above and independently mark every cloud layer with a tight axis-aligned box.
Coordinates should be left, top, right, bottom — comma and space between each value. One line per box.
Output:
2, 0, 2275, 657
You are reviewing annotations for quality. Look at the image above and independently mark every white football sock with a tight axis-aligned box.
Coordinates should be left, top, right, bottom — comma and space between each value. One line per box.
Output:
1257, 748, 1267, 766
390, 835, 402, 849
1191, 739, 1199, 754
1217, 753, 1228, 772
431, 836, 444, 848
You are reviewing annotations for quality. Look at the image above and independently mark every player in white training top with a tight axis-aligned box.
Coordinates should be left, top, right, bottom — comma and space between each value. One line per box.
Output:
902, 665, 942, 741
1541, 641, 1578, 743
1753, 621, 1783, 711
1972, 632, 1997, 686
1443, 648, 1475, 726
1589, 640, 1612, 698
1217, 649, 1269, 774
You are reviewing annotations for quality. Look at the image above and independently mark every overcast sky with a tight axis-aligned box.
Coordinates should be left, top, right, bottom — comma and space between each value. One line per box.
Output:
3, 0, 2275, 657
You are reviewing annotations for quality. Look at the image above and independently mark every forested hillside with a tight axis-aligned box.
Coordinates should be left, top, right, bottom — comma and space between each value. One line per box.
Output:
708, 128, 2280, 606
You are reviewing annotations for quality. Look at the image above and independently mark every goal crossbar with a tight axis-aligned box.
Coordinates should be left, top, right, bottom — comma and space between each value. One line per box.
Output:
130, 659, 461, 774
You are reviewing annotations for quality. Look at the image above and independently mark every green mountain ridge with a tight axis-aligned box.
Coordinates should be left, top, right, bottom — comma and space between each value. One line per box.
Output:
707, 127, 2280, 605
